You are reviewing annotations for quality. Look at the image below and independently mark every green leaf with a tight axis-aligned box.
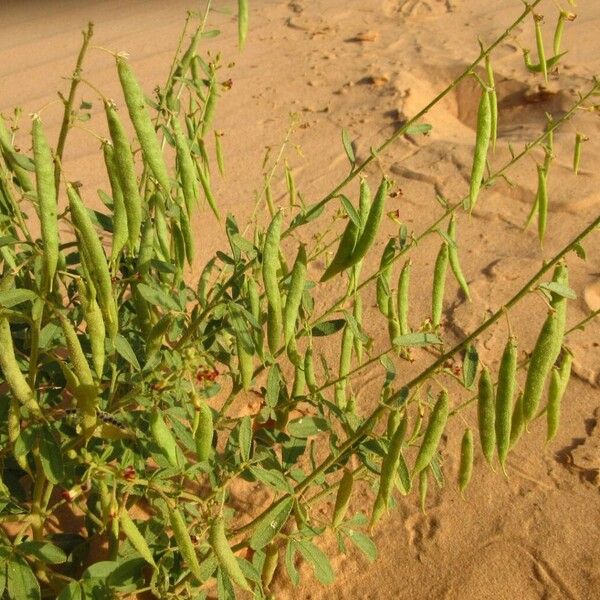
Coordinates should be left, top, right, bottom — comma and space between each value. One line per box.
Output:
228, 303, 254, 354
248, 466, 293, 494
7, 151, 35, 172
405, 123, 432, 135
462, 344, 478, 389
340, 195, 360, 228
287, 416, 329, 438
572, 242, 586, 260
57, 582, 83, 600
296, 539, 335, 585
0, 289, 37, 308
238, 416, 253, 462
311, 319, 345, 337
37, 426, 64, 485
136, 283, 181, 311
392, 332, 442, 347
17, 541, 67, 565
266, 365, 282, 408
113, 335, 141, 371
540, 282, 577, 300
7, 555, 40, 600
345, 530, 377, 562
341, 129, 355, 166
396, 452, 411, 495
285, 539, 300, 586
250, 496, 294, 550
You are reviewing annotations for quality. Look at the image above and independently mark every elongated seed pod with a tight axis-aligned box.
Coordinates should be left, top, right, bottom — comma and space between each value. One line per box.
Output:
320, 216, 360, 283
202, 77, 217, 136
117, 57, 170, 192
68, 184, 118, 340
32, 117, 59, 289
0, 317, 41, 417
573, 133, 586, 175
262, 211, 283, 354
102, 142, 128, 259
236, 334, 253, 392
397, 260, 411, 335
413, 391, 449, 475
8, 398, 20, 443
376, 239, 395, 316
210, 517, 251, 591
179, 202, 194, 266
104, 101, 142, 250
509, 393, 525, 449
247, 277, 263, 357
332, 469, 354, 528
137, 218, 154, 278
477, 366, 495, 466
215, 132, 225, 176
173, 118, 199, 217
149, 409, 180, 468
291, 360, 305, 398
522, 265, 568, 423
78, 279, 105, 379
238, 0, 249, 48
547, 350, 572, 441
352, 293, 363, 363
335, 325, 353, 410
447, 215, 470, 300
120, 511, 157, 567
152, 193, 170, 261
534, 14, 548, 83
553, 11, 567, 55
495, 336, 517, 468
537, 164, 548, 244
261, 544, 279, 589
431, 242, 449, 328
168, 506, 204, 583
468, 88, 492, 212
194, 400, 214, 461
304, 347, 318, 393
418, 469, 428, 514
370, 413, 407, 529
197, 161, 220, 220
387, 295, 401, 352
386, 410, 401, 440
522, 48, 566, 73
458, 428, 474, 495
485, 55, 498, 152
283, 245, 307, 346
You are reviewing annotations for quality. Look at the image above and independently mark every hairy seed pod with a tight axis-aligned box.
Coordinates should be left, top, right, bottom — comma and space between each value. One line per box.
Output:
495, 336, 517, 468
194, 400, 214, 462
320, 215, 360, 283
522, 265, 568, 423
120, 511, 157, 567
468, 87, 492, 212
376, 238, 395, 316
102, 142, 128, 259
179, 202, 194, 266
387, 295, 401, 353
335, 325, 354, 410
149, 409, 180, 468
431, 242, 449, 329
261, 543, 279, 589
536, 164, 548, 244
509, 393, 525, 450
413, 391, 449, 476
77, 279, 105, 379
168, 506, 204, 583
458, 428, 474, 495
534, 14, 548, 83
262, 211, 283, 353
332, 469, 354, 528
477, 366, 495, 466
397, 260, 411, 335
352, 293, 363, 362
32, 116, 59, 290
104, 101, 142, 250
238, 0, 249, 48
117, 56, 170, 192
418, 469, 428, 514
304, 347, 318, 393
236, 335, 254, 392
447, 215, 470, 299
283, 245, 307, 346
210, 517, 252, 591
485, 55, 498, 152
173, 118, 199, 217
8, 398, 20, 443
547, 350, 572, 442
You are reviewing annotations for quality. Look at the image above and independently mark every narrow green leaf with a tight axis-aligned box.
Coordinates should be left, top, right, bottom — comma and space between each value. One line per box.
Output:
113, 334, 141, 370
341, 129, 355, 166
250, 496, 294, 550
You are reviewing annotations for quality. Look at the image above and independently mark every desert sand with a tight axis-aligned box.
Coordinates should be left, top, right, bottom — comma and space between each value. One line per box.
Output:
1, 0, 600, 598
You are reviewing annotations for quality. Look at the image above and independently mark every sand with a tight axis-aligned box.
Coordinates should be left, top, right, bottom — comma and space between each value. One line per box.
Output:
1, 0, 600, 598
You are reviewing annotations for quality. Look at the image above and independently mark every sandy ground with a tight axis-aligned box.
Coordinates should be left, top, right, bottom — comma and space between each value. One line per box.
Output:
2, 0, 600, 598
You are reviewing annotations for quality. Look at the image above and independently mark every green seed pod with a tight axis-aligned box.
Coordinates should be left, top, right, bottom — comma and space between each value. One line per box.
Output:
397, 260, 411, 335
197, 162, 220, 220
283, 245, 307, 346
120, 510, 157, 567
547, 350, 572, 442
536, 164, 548, 245
447, 215, 470, 300
413, 391, 449, 476
173, 118, 199, 217
104, 101, 142, 250
332, 469, 354, 528
32, 117, 59, 290
431, 242, 449, 329
485, 55, 498, 152
261, 544, 279, 590
262, 211, 283, 354
522, 265, 568, 423
7, 398, 20, 443
352, 293, 363, 363
210, 516, 252, 591
137, 218, 154, 278
102, 142, 128, 259
194, 400, 214, 462
117, 56, 170, 192
68, 184, 118, 340
335, 325, 353, 410
468, 87, 492, 212
573, 133, 586, 175
152, 193, 171, 261
458, 428, 474, 495
236, 335, 254, 392
77, 279, 105, 380
238, 0, 249, 49
534, 14, 548, 83
495, 336, 517, 468
291, 361, 305, 399
376, 239, 395, 316
477, 366, 496, 466
370, 411, 407, 529
168, 506, 204, 583
320, 216, 360, 283
387, 295, 401, 352
304, 347, 318, 393
149, 409, 180, 468
179, 202, 195, 266
0, 317, 41, 417
386, 410, 402, 441
509, 393, 525, 450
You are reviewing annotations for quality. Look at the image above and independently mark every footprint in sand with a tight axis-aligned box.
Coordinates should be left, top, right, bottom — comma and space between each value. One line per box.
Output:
382, 0, 453, 18
583, 279, 600, 312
